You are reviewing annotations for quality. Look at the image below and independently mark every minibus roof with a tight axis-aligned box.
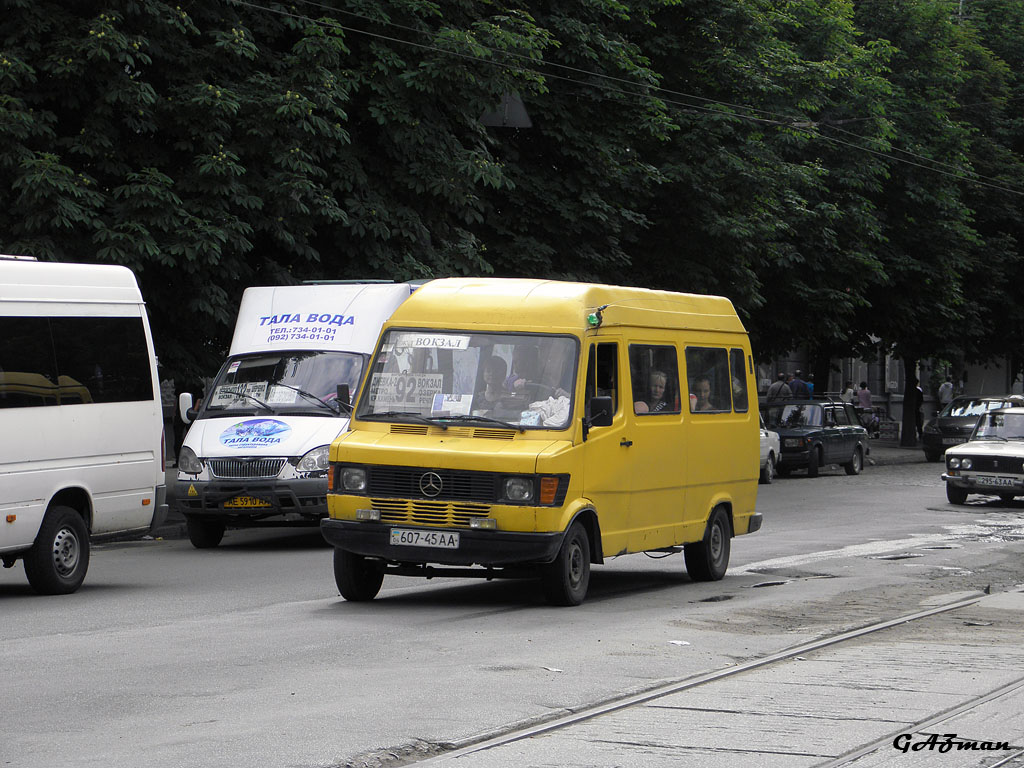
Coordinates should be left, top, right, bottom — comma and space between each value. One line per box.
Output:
0, 259, 142, 304
386, 278, 746, 334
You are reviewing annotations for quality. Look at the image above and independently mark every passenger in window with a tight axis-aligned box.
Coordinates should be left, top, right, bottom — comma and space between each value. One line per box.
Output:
690, 375, 715, 412
475, 356, 508, 412
635, 370, 671, 413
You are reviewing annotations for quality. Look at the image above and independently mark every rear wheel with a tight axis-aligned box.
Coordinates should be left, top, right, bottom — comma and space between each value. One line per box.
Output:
759, 452, 776, 484
24, 505, 90, 595
946, 484, 968, 505
186, 516, 225, 549
844, 447, 863, 476
542, 521, 591, 606
334, 549, 384, 601
684, 507, 731, 582
806, 446, 821, 478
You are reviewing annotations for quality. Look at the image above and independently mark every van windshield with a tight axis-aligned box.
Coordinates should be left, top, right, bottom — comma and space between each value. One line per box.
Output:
357, 330, 579, 429
198, 351, 364, 418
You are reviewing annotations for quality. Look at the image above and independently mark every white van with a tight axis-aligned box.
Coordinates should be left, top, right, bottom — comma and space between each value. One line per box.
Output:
175, 282, 415, 548
0, 256, 167, 595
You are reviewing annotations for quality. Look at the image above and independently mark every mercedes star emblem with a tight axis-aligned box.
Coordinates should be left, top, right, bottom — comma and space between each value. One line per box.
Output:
419, 471, 443, 497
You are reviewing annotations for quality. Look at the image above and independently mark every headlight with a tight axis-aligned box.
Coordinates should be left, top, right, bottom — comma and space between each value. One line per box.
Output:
503, 477, 534, 502
178, 445, 203, 475
341, 467, 367, 492
784, 438, 804, 448
948, 457, 961, 469
297, 445, 330, 474
962, 458, 973, 470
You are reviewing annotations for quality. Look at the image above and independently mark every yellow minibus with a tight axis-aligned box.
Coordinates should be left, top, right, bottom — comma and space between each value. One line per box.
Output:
322, 278, 761, 605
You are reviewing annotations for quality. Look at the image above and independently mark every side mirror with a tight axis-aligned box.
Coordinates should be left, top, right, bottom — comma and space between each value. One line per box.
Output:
178, 392, 194, 425
589, 396, 613, 428
336, 384, 353, 414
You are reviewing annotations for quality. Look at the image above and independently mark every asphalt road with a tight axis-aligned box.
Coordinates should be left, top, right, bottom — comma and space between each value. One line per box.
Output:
3, 459, 1023, 768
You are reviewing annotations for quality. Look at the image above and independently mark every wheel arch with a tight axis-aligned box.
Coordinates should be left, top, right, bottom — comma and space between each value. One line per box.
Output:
46, 488, 93, 533
569, 508, 603, 564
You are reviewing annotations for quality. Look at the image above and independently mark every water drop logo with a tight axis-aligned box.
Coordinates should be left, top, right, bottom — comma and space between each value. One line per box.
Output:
220, 419, 292, 448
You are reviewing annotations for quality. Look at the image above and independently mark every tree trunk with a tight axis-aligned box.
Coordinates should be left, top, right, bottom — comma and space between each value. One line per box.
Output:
901, 357, 920, 447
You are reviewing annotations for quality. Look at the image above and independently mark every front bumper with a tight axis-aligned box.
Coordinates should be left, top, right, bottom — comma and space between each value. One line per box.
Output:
942, 473, 1024, 494
320, 519, 564, 567
175, 477, 327, 522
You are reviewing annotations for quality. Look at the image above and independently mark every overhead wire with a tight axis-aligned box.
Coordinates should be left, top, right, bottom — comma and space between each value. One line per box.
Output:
230, 0, 1024, 197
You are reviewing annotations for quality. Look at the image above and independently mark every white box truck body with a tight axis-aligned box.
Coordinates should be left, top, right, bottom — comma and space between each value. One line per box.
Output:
175, 282, 415, 548
0, 256, 166, 594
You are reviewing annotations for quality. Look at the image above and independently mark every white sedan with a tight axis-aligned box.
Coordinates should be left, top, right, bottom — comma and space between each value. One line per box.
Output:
759, 414, 780, 484
943, 406, 1024, 504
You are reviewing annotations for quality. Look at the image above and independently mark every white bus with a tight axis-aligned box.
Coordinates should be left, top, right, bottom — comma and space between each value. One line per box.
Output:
0, 256, 167, 594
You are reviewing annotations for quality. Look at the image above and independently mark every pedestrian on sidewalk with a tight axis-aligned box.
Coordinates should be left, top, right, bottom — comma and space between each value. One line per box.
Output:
789, 371, 811, 399
766, 372, 791, 401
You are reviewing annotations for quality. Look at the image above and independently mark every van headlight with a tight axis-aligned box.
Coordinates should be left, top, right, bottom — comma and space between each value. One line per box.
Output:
341, 467, 367, 492
297, 445, 330, 475
503, 477, 534, 502
178, 446, 203, 475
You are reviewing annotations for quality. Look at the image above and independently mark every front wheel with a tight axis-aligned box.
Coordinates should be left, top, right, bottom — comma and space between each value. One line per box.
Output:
334, 549, 384, 601
542, 521, 591, 606
759, 453, 776, 485
23, 505, 90, 595
844, 447, 863, 476
186, 516, 225, 549
999, 493, 1015, 504
684, 507, 731, 582
806, 446, 820, 478
946, 484, 968, 505
924, 449, 942, 463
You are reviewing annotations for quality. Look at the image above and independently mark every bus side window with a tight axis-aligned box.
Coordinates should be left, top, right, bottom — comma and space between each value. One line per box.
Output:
585, 342, 618, 418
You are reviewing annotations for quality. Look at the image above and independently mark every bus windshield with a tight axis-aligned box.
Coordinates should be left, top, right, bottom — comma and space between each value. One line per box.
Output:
199, 351, 364, 418
357, 329, 579, 429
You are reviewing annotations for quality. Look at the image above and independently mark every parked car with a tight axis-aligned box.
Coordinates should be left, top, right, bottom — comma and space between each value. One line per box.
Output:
943, 406, 1024, 504
922, 395, 1023, 462
759, 414, 780, 484
762, 399, 869, 478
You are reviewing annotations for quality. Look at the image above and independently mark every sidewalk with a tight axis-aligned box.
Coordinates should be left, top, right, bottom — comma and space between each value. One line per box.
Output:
866, 437, 930, 466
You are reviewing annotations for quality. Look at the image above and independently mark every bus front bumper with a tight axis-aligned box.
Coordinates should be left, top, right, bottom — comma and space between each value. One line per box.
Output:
320, 519, 564, 567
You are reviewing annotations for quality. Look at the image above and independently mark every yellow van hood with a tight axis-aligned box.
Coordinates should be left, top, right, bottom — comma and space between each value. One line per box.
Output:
332, 430, 567, 474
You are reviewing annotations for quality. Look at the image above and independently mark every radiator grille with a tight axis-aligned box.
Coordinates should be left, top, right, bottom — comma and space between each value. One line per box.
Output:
367, 467, 499, 503
373, 498, 490, 528
208, 458, 286, 479
963, 456, 1024, 474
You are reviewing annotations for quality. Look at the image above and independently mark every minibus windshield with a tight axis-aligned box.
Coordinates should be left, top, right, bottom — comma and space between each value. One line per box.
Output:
357, 330, 578, 429
199, 351, 364, 418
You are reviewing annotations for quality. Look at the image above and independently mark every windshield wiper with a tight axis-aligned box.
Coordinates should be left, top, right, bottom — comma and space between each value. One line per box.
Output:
366, 411, 447, 430
220, 389, 274, 413
432, 414, 525, 432
271, 383, 340, 414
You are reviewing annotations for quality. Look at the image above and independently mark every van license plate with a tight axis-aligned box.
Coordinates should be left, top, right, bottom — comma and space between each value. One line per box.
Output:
975, 476, 1015, 487
390, 529, 460, 549
224, 495, 272, 508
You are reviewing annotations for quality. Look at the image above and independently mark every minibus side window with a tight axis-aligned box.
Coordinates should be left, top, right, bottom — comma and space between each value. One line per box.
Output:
729, 348, 749, 412
629, 345, 681, 414
584, 343, 618, 418
685, 347, 730, 413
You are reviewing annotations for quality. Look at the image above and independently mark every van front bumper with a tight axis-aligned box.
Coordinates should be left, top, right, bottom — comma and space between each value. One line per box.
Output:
175, 477, 328, 522
320, 519, 563, 567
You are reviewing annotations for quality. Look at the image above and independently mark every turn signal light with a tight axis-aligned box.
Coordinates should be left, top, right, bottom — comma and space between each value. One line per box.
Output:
540, 477, 559, 505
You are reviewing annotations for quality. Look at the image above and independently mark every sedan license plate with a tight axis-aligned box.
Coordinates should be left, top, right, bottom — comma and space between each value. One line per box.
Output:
224, 495, 272, 508
942, 437, 963, 445
975, 476, 1015, 487
390, 528, 460, 549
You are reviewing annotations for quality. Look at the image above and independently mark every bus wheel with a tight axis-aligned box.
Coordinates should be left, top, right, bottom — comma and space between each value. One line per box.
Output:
542, 521, 591, 606
684, 507, 731, 582
186, 516, 225, 549
334, 549, 384, 601
24, 505, 90, 595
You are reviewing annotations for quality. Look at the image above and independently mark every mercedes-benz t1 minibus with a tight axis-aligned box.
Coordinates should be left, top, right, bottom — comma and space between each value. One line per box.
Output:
322, 278, 762, 605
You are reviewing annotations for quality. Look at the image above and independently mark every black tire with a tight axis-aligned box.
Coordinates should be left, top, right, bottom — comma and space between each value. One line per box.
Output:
684, 507, 731, 582
542, 521, 591, 606
806, 446, 820, 478
759, 452, 776, 485
334, 549, 384, 601
186, 516, 226, 549
844, 447, 863, 476
946, 484, 968, 505
924, 449, 942, 463
23, 505, 90, 595
999, 493, 1015, 504
776, 465, 792, 478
